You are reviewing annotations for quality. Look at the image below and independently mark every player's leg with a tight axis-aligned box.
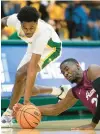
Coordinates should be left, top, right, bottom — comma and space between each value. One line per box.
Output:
1, 63, 28, 126
1, 54, 30, 127
19, 79, 53, 97
20, 80, 63, 98
30, 44, 71, 99
9, 54, 33, 110
19, 69, 70, 99
20, 41, 63, 98
9, 64, 29, 110
33, 84, 71, 99
36, 43, 67, 99
1, 62, 60, 127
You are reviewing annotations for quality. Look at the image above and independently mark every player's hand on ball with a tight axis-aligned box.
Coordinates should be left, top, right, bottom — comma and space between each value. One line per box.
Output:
12, 103, 23, 117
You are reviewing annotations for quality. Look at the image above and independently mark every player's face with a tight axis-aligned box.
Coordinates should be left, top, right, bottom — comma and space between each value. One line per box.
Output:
60, 62, 80, 83
21, 21, 38, 38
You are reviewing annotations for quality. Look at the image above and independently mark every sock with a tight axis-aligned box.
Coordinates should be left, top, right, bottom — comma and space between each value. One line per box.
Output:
51, 87, 62, 96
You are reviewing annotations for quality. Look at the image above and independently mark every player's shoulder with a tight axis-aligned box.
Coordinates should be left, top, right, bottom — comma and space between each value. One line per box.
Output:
87, 64, 100, 81
8, 13, 18, 19
7, 13, 20, 28
7, 13, 19, 23
88, 64, 100, 72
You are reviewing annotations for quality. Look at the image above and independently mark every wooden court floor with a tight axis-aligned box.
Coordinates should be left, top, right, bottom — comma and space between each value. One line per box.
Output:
1, 119, 100, 134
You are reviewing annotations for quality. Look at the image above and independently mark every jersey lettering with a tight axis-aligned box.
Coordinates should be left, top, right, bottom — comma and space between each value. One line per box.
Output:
86, 88, 96, 100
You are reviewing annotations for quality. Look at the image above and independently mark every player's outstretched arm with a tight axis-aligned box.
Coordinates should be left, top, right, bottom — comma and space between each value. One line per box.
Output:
13, 89, 77, 117
37, 89, 78, 116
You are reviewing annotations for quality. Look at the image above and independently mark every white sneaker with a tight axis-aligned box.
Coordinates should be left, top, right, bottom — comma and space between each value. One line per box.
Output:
58, 85, 71, 100
1, 110, 18, 128
1, 110, 13, 128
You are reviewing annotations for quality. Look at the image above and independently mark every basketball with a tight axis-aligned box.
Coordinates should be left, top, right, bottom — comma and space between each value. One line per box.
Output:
16, 105, 41, 129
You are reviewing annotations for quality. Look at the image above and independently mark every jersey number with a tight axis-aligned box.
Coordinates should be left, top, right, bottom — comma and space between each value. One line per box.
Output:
91, 97, 98, 107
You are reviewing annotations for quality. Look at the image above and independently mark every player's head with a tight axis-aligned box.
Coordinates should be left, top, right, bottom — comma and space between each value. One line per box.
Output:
17, 6, 40, 38
60, 58, 83, 83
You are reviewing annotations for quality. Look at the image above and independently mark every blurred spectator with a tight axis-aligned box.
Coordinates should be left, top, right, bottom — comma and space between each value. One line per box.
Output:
1, 30, 8, 40
47, 1, 67, 21
87, 7, 100, 40
1, 2, 5, 18
48, 19, 56, 30
65, 1, 88, 39
39, 2, 49, 21
1, 27, 16, 40
47, 19, 59, 35
47, 1, 68, 39
1, 0, 100, 40
28, 1, 49, 21
3, 2, 16, 16
9, 0, 26, 8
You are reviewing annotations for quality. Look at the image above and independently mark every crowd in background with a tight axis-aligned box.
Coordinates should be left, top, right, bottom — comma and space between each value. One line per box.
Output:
1, 0, 100, 40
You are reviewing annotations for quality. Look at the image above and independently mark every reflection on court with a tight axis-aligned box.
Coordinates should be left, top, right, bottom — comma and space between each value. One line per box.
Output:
1, 129, 100, 134
1, 120, 100, 134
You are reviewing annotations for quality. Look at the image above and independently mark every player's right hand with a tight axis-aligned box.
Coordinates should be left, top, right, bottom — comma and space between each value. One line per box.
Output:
12, 103, 23, 117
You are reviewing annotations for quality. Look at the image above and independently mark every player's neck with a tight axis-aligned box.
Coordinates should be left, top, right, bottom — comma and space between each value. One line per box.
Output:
76, 71, 83, 84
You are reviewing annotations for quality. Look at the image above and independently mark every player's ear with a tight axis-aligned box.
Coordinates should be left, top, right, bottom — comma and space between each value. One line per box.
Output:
76, 63, 80, 69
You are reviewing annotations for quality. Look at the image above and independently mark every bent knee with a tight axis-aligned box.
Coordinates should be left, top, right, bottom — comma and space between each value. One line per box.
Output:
16, 70, 26, 81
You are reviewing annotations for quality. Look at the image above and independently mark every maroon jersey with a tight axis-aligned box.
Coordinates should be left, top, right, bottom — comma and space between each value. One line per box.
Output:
72, 70, 98, 114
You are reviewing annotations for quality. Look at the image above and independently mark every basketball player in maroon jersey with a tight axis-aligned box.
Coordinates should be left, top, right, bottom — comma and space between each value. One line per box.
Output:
13, 58, 100, 130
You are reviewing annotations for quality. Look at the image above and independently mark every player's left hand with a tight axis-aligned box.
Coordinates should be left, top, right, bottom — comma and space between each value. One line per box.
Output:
71, 123, 96, 130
